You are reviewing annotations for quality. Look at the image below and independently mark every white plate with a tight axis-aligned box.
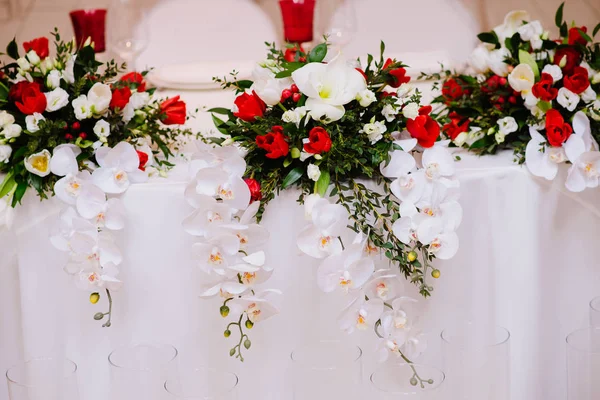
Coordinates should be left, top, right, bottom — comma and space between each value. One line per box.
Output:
147, 61, 255, 90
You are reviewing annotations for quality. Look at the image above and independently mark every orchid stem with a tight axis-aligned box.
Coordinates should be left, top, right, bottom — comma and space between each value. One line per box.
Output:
102, 289, 113, 328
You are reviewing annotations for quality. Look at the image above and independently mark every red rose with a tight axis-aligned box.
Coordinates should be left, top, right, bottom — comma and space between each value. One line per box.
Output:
120, 72, 146, 92
563, 66, 590, 95
532, 73, 558, 101
407, 114, 440, 148
442, 78, 466, 101
545, 109, 572, 147
256, 126, 289, 159
110, 87, 132, 110
23, 37, 49, 59
303, 126, 332, 154
233, 91, 266, 122
284, 45, 305, 62
136, 150, 149, 171
554, 47, 582, 75
568, 26, 588, 46
160, 95, 186, 125
418, 105, 432, 116
383, 58, 411, 88
14, 81, 46, 115
9, 81, 41, 102
244, 178, 262, 202
442, 112, 469, 140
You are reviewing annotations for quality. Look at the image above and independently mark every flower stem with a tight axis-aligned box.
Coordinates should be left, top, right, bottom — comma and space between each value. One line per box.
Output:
102, 289, 113, 328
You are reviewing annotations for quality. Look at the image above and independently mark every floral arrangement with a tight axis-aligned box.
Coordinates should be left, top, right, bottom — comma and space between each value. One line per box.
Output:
186, 41, 462, 375
0, 31, 191, 326
429, 3, 600, 192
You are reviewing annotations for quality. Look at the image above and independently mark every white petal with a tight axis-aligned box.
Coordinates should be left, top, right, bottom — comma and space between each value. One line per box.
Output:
525, 139, 558, 180
565, 164, 587, 192
50, 146, 78, 176
306, 98, 345, 123
242, 251, 265, 267
76, 184, 106, 219
380, 150, 416, 178
564, 135, 586, 164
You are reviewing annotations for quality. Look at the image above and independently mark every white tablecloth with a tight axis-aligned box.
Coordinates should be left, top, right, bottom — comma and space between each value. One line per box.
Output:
2, 88, 600, 400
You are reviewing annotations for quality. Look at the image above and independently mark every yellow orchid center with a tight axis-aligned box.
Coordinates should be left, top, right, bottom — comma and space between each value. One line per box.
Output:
242, 272, 256, 284
219, 186, 234, 200
209, 250, 223, 265
114, 170, 127, 182
319, 235, 332, 249
376, 282, 389, 298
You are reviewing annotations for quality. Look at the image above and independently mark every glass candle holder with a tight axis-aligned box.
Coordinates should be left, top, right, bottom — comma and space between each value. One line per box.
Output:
566, 327, 600, 399
164, 367, 238, 400
108, 343, 178, 400
590, 297, 600, 327
279, 0, 316, 43
370, 363, 445, 399
441, 322, 510, 400
291, 340, 362, 400
6, 358, 80, 400
69, 9, 107, 53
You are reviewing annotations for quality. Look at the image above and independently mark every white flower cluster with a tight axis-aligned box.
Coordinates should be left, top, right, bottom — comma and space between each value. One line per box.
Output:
0, 111, 21, 163
183, 143, 279, 326
49, 142, 149, 299
296, 139, 461, 361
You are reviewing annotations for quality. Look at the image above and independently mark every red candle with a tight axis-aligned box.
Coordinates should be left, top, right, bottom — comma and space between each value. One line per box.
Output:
69, 9, 107, 53
279, 0, 316, 43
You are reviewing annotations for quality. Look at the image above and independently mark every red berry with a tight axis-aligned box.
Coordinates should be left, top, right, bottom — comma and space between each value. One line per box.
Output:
72, 122, 81, 131
65, 133, 73, 140
79, 132, 87, 139
281, 89, 292, 101
292, 93, 301, 102
496, 96, 505, 104
299, 57, 306, 63
291, 84, 299, 93
499, 78, 507, 86
63, 124, 69, 131
508, 96, 517, 104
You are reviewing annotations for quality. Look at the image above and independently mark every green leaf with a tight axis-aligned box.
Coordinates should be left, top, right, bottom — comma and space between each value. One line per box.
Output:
283, 156, 292, 168
594, 23, 600, 38
560, 22, 568, 38
281, 167, 303, 189
208, 107, 231, 115
477, 32, 500, 48
555, 2, 565, 28
211, 115, 229, 134
11, 181, 27, 206
537, 100, 552, 112
577, 28, 593, 43
0, 171, 16, 198
316, 171, 330, 197
0, 81, 8, 102
274, 62, 305, 78
308, 43, 327, 63
236, 80, 253, 90
518, 49, 540, 78
6, 38, 18, 59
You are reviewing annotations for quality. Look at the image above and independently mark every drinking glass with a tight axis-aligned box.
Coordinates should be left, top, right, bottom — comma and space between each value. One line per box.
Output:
279, 0, 316, 44
590, 297, 600, 327
566, 327, 600, 399
70, 9, 107, 52
6, 358, 80, 400
290, 340, 362, 400
107, 0, 149, 70
370, 363, 445, 399
324, 0, 357, 53
164, 367, 238, 400
441, 322, 510, 400
108, 343, 178, 400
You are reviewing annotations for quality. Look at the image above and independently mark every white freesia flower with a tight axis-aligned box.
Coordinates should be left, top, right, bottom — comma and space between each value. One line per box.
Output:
488, 48, 511, 77
46, 69, 61, 89
291, 56, 367, 123
497, 116, 518, 135
17, 57, 31, 72
307, 164, 321, 181
382, 104, 398, 122
523, 92, 538, 109
508, 64, 535, 93
338, 294, 383, 334
129, 91, 150, 109
92, 142, 148, 193
542, 64, 562, 82
45, 87, 69, 112
0, 145, 12, 163
250, 66, 291, 106
2, 124, 21, 139
557, 87, 580, 111
87, 83, 112, 115
26, 50, 40, 66
0, 111, 15, 127
581, 86, 596, 103
62, 55, 76, 84
93, 120, 111, 139
517, 20, 543, 50
356, 89, 376, 107
72, 95, 92, 120
494, 10, 530, 43
282, 106, 307, 127
525, 127, 567, 180
25, 113, 45, 133
297, 197, 347, 258
24, 149, 51, 177
402, 103, 419, 120
360, 119, 387, 144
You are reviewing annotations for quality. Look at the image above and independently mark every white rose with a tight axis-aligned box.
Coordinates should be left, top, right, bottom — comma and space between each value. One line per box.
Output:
17, 57, 31, 72
87, 83, 112, 115
541, 65, 562, 82
360, 120, 387, 144
129, 92, 150, 110
2, 124, 21, 139
93, 120, 111, 138
590, 100, 600, 122
488, 48, 511, 77
72, 95, 92, 120
0, 145, 12, 163
307, 164, 321, 181
46, 70, 61, 89
0, 111, 15, 128
381, 104, 398, 122
557, 87, 580, 112
497, 116, 518, 135
250, 66, 291, 106
509, 64, 535, 93
356, 89, 376, 107
62, 55, 76, 84
402, 103, 419, 120
282, 107, 307, 127
26, 50, 40, 66
44, 87, 69, 112
468, 45, 490, 74
25, 113, 45, 133
24, 149, 52, 177
495, 131, 506, 144
581, 86, 596, 103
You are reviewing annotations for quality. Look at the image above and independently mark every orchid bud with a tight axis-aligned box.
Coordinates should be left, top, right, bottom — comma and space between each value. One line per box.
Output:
229, 348, 235, 357
410, 377, 418, 386
224, 330, 231, 338
94, 312, 104, 320
432, 269, 441, 279
407, 251, 417, 262
220, 305, 230, 317
245, 319, 254, 329
243, 339, 251, 349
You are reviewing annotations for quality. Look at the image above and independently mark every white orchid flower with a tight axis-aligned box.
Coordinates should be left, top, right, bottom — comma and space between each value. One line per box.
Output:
416, 218, 459, 260
74, 263, 122, 291
92, 142, 148, 194
421, 145, 455, 182
191, 166, 251, 211
565, 112, 600, 192
76, 184, 126, 229
380, 149, 416, 178
338, 294, 383, 334
230, 290, 281, 323
364, 270, 402, 302
297, 199, 348, 258
192, 233, 240, 276
250, 65, 292, 106
199, 276, 247, 299
67, 230, 123, 269
317, 233, 375, 293
183, 196, 234, 237
390, 170, 426, 205
189, 142, 246, 179
525, 127, 569, 180
380, 297, 420, 341
49, 207, 95, 251
291, 55, 367, 123
219, 221, 270, 252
